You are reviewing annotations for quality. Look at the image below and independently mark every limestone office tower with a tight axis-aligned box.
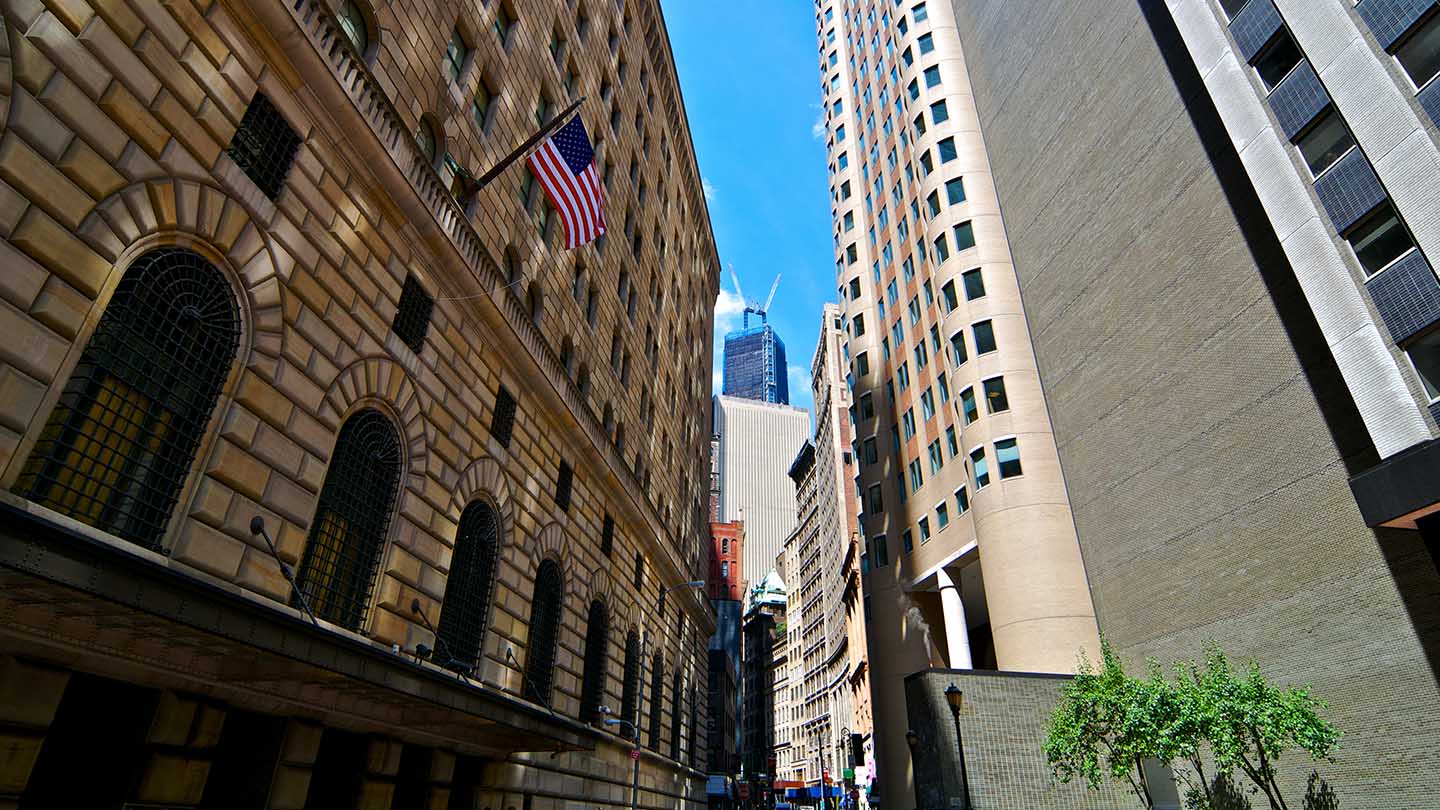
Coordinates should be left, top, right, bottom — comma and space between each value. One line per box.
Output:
713, 395, 812, 578
818, 0, 1440, 807
0, 0, 723, 807
813, 0, 1103, 803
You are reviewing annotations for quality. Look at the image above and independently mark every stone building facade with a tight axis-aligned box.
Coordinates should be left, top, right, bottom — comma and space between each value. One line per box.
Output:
0, 0, 719, 806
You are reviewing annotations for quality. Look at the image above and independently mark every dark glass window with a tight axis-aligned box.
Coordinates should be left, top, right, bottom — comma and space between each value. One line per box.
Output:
996, 437, 1023, 479
621, 630, 641, 726
392, 274, 433, 354
435, 501, 500, 672
524, 559, 564, 704
16, 248, 240, 549
579, 600, 610, 723
648, 652, 664, 748
1295, 110, 1354, 178
1396, 13, 1440, 88
973, 320, 997, 354
1254, 31, 1303, 92
1218, 0, 1250, 19
984, 377, 1010, 413
633, 551, 645, 588
601, 513, 615, 557
1347, 203, 1415, 276
555, 460, 573, 511
962, 269, 985, 300
228, 94, 300, 200
491, 385, 518, 448
295, 408, 402, 630
669, 669, 683, 759
954, 221, 976, 251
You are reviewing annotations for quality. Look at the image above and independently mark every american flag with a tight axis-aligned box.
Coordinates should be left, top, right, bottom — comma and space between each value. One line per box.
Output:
527, 116, 606, 249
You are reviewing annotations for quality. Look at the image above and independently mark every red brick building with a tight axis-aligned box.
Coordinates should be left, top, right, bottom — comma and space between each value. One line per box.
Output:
708, 521, 744, 601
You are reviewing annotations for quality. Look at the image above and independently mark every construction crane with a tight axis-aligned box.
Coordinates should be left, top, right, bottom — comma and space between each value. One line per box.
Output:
729, 265, 781, 329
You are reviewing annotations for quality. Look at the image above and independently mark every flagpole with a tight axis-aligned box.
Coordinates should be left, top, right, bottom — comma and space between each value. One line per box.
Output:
461, 96, 586, 203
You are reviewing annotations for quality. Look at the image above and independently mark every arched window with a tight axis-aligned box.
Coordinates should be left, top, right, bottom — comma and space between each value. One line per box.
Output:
669, 669, 683, 759
524, 559, 563, 704
295, 408, 401, 630
435, 500, 500, 671
336, 0, 372, 57
415, 117, 440, 168
647, 651, 664, 749
621, 629, 641, 727
16, 247, 240, 550
578, 600, 609, 723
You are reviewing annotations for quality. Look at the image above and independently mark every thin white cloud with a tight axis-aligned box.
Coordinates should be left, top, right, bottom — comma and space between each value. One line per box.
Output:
788, 363, 812, 392
702, 176, 717, 201
810, 105, 826, 140
710, 286, 747, 396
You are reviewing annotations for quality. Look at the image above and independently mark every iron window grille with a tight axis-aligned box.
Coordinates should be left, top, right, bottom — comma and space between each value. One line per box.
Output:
600, 513, 615, 557
435, 500, 500, 671
579, 600, 610, 724
294, 408, 401, 631
669, 669, 683, 759
555, 461, 573, 511
524, 559, 564, 704
491, 386, 517, 448
688, 687, 699, 768
648, 652, 664, 749
621, 630, 641, 726
228, 93, 301, 201
16, 248, 240, 550
632, 551, 644, 588
391, 275, 434, 355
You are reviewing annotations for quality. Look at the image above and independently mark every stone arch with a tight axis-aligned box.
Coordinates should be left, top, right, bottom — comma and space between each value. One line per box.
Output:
318, 357, 428, 482
517, 521, 571, 585
447, 456, 515, 547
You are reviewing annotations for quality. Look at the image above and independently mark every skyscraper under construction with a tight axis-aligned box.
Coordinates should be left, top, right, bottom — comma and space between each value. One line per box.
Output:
723, 323, 791, 405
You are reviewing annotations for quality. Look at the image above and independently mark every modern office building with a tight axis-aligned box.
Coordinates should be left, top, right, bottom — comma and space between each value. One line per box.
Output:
713, 395, 812, 579
723, 323, 791, 405
0, 0, 720, 807
774, 304, 874, 802
845, 0, 1440, 808
812, 0, 1104, 804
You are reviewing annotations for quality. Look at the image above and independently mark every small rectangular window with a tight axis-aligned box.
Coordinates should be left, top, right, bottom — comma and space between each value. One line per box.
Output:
954, 221, 976, 251
902, 529, 914, 553
1395, 13, 1440, 89
1346, 203, 1415, 276
996, 438, 1022, 478
936, 502, 949, 529
950, 330, 968, 365
601, 514, 615, 557
960, 387, 978, 424
491, 385, 518, 448
940, 281, 959, 311
918, 33, 934, 54
446, 28, 470, 82
634, 551, 645, 588
924, 66, 941, 88
934, 233, 950, 262
945, 177, 965, 204
974, 320, 997, 354
914, 2, 928, 22
962, 269, 985, 299
875, 534, 889, 566
918, 517, 931, 543
983, 377, 1009, 413
937, 137, 957, 162
228, 94, 300, 201
971, 447, 989, 489
1254, 31, 1303, 92
392, 274, 434, 354
1294, 110, 1354, 178
955, 486, 969, 514
555, 460, 574, 511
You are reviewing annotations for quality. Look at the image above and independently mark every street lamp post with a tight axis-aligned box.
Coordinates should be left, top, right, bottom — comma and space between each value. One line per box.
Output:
944, 684, 973, 810
600, 706, 641, 810
904, 729, 922, 810
838, 726, 850, 810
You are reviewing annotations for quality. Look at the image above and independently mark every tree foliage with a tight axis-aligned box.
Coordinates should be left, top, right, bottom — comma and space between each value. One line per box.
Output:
1043, 640, 1339, 810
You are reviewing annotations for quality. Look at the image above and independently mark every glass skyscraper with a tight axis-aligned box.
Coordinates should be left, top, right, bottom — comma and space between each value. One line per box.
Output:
722, 324, 790, 404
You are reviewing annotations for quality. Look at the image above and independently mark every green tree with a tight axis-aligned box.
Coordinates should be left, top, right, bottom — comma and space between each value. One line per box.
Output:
1174, 646, 1340, 810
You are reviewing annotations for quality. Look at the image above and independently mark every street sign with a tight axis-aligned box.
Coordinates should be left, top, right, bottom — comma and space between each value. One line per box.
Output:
630, 749, 641, 761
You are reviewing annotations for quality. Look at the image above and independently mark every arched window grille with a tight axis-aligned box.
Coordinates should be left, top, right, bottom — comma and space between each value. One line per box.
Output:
435, 500, 500, 671
524, 559, 564, 705
669, 669, 683, 759
294, 408, 401, 630
647, 651, 664, 749
336, 0, 370, 56
578, 600, 609, 723
16, 248, 240, 550
621, 629, 641, 727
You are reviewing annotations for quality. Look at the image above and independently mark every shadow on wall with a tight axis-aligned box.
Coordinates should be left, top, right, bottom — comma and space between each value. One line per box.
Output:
1304, 772, 1341, 810
1133, 0, 1440, 688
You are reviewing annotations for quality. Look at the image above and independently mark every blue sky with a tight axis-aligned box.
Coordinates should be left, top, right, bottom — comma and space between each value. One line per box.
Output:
660, 0, 833, 414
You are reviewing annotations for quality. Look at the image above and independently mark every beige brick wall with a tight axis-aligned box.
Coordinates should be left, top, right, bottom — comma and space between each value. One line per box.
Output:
0, 0, 715, 802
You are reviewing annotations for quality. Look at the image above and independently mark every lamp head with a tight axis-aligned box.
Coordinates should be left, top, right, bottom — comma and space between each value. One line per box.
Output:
410, 598, 422, 615
904, 729, 920, 752
416, 644, 432, 659
249, 516, 265, 536
945, 682, 964, 713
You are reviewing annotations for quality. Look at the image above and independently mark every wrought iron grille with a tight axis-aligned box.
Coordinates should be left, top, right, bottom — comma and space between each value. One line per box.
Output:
391, 274, 433, 355
600, 513, 614, 558
648, 652, 664, 749
578, 600, 609, 724
16, 248, 240, 550
621, 630, 640, 726
435, 500, 499, 671
491, 385, 517, 448
554, 460, 573, 512
632, 551, 644, 588
688, 686, 699, 768
294, 408, 401, 630
228, 93, 301, 200
524, 559, 564, 704
669, 669, 682, 759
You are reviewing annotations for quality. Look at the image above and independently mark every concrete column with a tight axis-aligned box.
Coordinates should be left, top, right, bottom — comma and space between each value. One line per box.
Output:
134, 691, 225, 808
268, 721, 322, 810
0, 657, 69, 809
936, 569, 972, 670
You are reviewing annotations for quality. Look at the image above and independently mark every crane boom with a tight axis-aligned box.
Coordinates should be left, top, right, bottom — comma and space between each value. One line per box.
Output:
762, 274, 781, 316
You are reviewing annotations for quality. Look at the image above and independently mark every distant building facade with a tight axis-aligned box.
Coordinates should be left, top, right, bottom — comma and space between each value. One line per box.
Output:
723, 324, 790, 404
709, 521, 745, 602
713, 396, 811, 580
740, 573, 786, 806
